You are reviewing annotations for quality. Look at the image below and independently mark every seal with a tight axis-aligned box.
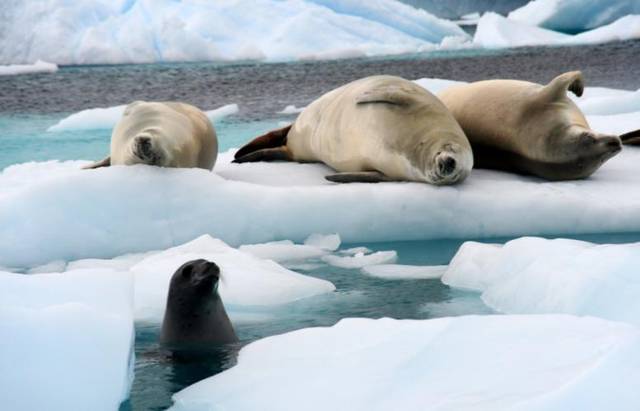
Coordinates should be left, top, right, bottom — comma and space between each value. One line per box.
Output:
160, 259, 238, 351
84, 101, 218, 170
438, 71, 623, 180
233, 75, 473, 185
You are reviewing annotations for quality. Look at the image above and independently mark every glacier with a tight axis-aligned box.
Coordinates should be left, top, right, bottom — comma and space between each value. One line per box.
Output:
169, 315, 640, 411
1, 78, 640, 269
443, 237, 640, 327
474, 12, 640, 49
0, 269, 134, 411
509, 0, 640, 33
0, 0, 467, 65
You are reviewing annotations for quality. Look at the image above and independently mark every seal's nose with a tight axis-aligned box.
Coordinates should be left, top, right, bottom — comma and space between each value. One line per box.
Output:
604, 136, 622, 152
437, 155, 457, 176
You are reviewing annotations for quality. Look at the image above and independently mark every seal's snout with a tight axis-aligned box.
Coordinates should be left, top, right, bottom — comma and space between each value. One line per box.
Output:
437, 155, 457, 176
133, 134, 157, 163
603, 135, 622, 153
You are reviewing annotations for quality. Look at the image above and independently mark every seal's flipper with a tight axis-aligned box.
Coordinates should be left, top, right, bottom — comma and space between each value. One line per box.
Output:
233, 147, 292, 163
540, 71, 584, 101
325, 171, 394, 183
621, 129, 640, 145
234, 125, 292, 161
356, 85, 420, 107
82, 156, 111, 169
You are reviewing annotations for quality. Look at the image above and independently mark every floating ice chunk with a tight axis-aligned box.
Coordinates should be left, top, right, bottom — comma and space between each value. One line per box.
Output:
322, 250, 397, 269
339, 247, 372, 255
475, 12, 640, 49
278, 105, 306, 114
47, 103, 238, 132
0, 269, 134, 411
239, 240, 329, 263
508, 0, 640, 32
1, 0, 467, 66
0, 59, 58, 76
362, 264, 447, 280
304, 233, 341, 251
169, 315, 640, 411
443, 237, 640, 326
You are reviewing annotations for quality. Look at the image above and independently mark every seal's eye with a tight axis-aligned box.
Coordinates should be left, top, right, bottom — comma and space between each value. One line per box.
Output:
181, 264, 194, 278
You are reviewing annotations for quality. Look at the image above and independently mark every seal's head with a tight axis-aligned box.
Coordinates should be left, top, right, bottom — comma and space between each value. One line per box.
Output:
167, 259, 221, 303
414, 135, 473, 186
129, 128, 172, 167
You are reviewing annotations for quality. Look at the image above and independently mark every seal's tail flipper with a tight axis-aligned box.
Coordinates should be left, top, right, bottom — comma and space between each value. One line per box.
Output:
82, 156, 111, 169
233, 125, 292, 163
620, 129, 640, 145
325, 171, 394, 183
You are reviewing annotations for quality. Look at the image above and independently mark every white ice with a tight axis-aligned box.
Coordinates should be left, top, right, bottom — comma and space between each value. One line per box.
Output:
362, 264, 447, 280
169, 315, 640, 411
0, 0, 467, 65
475, 12, 640, 49
509, 0, 640, 33
279, 105, 306, 114
443, 237, 640, 327
0, 59, 58, 76
47, 103, 238, 132
0, 269, 134, 411
2, 79, 639, 269
322, 250, 397, 269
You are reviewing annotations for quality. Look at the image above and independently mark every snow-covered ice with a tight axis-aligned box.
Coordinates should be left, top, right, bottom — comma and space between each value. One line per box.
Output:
0, 269, 134, 411
278, 105, 306, 114
443, 237, 640, 327
474, 12, 640, 49
169, 315, 640, 411
47, 103, 238, 132
2, 79, 639, 269
0, 0, 467, 65
362, 264, 447, 280
0, 60, 58, 76
322, 251, 398, 269
509, 0, 640, 33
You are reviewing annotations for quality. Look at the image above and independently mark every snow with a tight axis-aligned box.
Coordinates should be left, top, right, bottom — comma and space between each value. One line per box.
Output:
0, 269, 134, 411
443, 237, 640, 327
2, 79, 640, 269
474, 12, 640, 49
0, 60, 57, 76
0, 0, 467, 66
47, 103, 238, 132
362, 264, 447, 280
509, 0, 640, 33
322, 250, 397, 269
169, 315, 640, 411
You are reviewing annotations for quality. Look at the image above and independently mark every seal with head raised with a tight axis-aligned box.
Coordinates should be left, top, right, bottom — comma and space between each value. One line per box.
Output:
438, 71, 625, 180
234, 75, 473, 185
84, 101, 218, 170
160, 259, 238, 352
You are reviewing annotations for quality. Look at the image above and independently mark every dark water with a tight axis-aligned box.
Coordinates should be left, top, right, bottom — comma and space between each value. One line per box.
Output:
1, 40, 639, 120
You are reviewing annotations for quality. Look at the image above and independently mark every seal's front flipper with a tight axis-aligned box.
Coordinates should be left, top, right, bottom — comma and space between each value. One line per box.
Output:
325, 171, 394, 183
234, 125, 292, 161
82, 156, 111, 169
233, 147, 292, 163
620, 129, 640, 145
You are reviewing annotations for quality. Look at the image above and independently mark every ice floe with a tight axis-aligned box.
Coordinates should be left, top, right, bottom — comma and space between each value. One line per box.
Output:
0, 0, 467, 65
509, 0, 640, 33
362, 264, 447, 280
474, 12, 640, 49
47, 103, 239, 132
2, 79, 640, 269
0, 59, 58, 76
169, 315, 640, 411
443, 237, 640, 327
322, 251, 398, 269
0, 269, 134, 411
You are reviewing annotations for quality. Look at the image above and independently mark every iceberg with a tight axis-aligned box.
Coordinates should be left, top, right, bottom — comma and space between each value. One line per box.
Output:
169, 315, 640, 411
362, 264, 447, 280
509, 0, 640, 33
0, 60, 57, 76
322, 250, 398, 268
47, 103, 238, 132
474, 12, 640, 49
2, 79, 639, 269
443, 237, 640, 326
0, 0, 467, 66
0, 269, 134, 411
